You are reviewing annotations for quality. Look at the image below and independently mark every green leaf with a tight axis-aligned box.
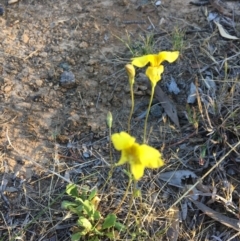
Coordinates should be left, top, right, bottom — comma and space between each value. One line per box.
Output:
93, 210, 101, 220
77, 217, 92, 231
61, 201, 78, 209
88, 189, 97, 201
89, 237, 100, 241
114, 221, 126, 231
82, 200, 94, 216
68, 205, 85, 216
102, 214, 116, 229
71, 232, 82, 241
106, 232, 115, 239
66, 183, 79, 198
77, 217, 92, 230
92, 227, 104, 236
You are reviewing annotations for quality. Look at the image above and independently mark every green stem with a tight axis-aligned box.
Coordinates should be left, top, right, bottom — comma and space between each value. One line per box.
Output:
126, 180, 138, 225
128, 83, 134, 134
109, 126, 113, 166
143, 85, 155, 143
100, 126, 113, 192
114, 174, 132, 214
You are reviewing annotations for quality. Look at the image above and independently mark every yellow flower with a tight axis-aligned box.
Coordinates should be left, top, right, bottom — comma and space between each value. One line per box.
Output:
125, 64, 135, 85
111, 132, 164, 180
131, 51, 179, 87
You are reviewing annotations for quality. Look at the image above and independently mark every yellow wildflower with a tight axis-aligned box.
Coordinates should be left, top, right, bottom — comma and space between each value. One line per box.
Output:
131, 51, 179, 87
111, 132, 164, 180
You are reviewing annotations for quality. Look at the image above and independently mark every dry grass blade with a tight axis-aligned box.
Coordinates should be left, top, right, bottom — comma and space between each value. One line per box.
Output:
189, 198, 240, 231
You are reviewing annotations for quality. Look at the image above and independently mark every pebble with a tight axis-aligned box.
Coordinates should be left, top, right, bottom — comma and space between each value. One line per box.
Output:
4, 85, 12, 93
60, 71, 76, 88
150, 104, 163, 118
59, 62, 70, 71
21, 34, 29, 44
79, 41, 89, 48
39, 52, 48, 58
35, 79, 43, 87
0, 6, 4, 15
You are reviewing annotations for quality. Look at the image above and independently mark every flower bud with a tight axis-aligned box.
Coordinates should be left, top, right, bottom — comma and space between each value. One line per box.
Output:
106, 111, 113, 128
125, 64, 135, 85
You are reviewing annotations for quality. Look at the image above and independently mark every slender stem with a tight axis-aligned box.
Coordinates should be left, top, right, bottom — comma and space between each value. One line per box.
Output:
128, 84, 134, 134
100, 126, 113, 192
126, 180, 138, 225
114, 174, 132, 214
143, 85, 155, 143
109, 126, 113, 165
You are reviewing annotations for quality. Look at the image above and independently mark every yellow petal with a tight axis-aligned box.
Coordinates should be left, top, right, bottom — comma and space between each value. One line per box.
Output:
111, 132, 135, 151
146, 66, 164, 86
130, 162, 145, 180
131, 55, 153, 68
116, 150, 128, 166
146, 54, 161, 66
138, 144, 164, 168
158, 51, 179, 63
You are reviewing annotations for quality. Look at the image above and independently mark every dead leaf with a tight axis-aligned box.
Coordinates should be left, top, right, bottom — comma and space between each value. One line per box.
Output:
154, 84, 180, 128
190, 198, 240, 231
214, 21, 239, 40
166, 206, 180, 241
158, 170, 198, 188
187, 82, 197, 104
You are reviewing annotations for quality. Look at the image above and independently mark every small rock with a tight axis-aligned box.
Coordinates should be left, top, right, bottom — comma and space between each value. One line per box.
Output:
168, 77, 180, 95
155, 0, 161, 6
66, 57, 75, 65
150, 104, 163, 118
39, 52, 48, 58
85, 66, 94, 73
87, 59, 98, 65
35, 79, 43, 87
4, 85, 12, 93
79, 41, 89, 48
60, 71, 75, 88
59, 62, 70, 71
32, 95, 42, 102
0, 6, 4, 15
21, 34, 29, 44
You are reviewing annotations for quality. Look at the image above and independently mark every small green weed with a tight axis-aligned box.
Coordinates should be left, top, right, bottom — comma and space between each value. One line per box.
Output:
172, 27, 185, 51
114, 32, 154, 57
132, 34, 154, 56
62, 184, 125, 241
186, 104, 199, 130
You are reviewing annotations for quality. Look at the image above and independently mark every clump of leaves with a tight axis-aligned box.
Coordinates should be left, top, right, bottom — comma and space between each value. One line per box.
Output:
62, 184, 125, 241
